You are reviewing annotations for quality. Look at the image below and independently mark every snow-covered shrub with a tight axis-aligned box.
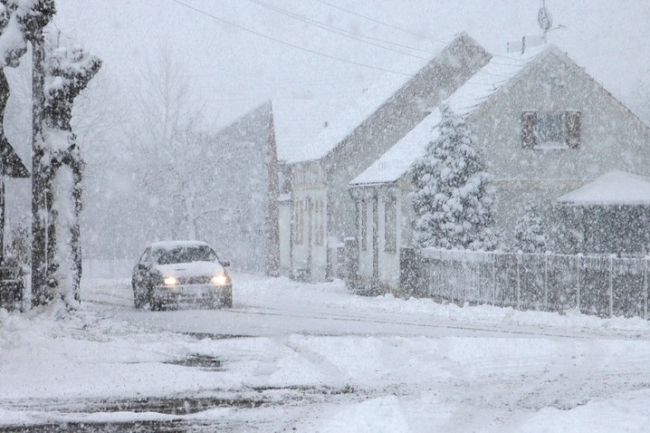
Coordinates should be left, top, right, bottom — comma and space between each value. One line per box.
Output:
409, 103, 497, 250
513, 202, 547, 253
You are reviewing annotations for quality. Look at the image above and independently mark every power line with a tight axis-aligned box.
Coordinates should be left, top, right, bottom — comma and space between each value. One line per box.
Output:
170, 0, 416, 77
246, 0, 435, 59
311, 0, 451, 45
312, 0, 528, 63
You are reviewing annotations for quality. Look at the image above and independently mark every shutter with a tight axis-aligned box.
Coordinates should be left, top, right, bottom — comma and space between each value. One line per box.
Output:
566, 111, 581, 149
521, 111, 537, 149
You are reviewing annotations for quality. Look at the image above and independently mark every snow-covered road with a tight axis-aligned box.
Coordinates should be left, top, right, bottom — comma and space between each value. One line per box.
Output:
2, 273, 650, 432
86, 273, 650, 341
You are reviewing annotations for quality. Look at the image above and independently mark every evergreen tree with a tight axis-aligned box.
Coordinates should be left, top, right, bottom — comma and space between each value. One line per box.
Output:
410, 104, 496, 250
513, 202, 547, 253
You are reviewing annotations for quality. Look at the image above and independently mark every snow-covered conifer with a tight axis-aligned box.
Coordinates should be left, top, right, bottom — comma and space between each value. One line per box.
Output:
409, 103, 496, 250
513, 202, 547, 253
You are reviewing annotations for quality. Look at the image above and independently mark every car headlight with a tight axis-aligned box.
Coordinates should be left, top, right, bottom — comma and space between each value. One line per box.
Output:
163, 276, 178, 286
211, 274, 229, 286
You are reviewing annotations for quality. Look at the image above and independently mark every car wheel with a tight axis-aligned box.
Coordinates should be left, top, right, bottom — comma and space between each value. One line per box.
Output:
133, 283, 145, 310
221, 291, 232, 309
146, 285, 163, 311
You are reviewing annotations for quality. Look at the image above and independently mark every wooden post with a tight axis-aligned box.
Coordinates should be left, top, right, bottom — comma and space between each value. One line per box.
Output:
575, 254, 581, 313
609, 255, 614, 318
492, 253, 497, 305
643, 256, 648, 320
516, 251, 521, 309
544, 252, 548, 310
345, 237, 358, 291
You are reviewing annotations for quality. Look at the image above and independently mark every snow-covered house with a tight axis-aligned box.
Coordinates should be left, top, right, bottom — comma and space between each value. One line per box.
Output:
350, 44, 650, 290
207, 98, 343, 274
204, 102, 279, 273
280, 33, 491, 281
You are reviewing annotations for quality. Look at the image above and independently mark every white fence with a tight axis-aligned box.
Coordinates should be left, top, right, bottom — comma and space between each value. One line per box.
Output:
400, 248, 649, 319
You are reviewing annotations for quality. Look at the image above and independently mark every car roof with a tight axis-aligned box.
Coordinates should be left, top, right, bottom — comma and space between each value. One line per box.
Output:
148, 240, 212, 251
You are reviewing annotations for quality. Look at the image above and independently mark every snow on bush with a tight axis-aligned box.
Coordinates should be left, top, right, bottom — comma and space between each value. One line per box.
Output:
513, 201, 547, 253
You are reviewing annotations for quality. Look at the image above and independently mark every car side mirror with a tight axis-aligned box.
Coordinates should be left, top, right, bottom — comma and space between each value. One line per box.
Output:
222, 261, 230, 268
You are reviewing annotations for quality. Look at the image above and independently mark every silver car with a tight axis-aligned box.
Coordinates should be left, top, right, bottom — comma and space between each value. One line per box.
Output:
132, 241, 232, 310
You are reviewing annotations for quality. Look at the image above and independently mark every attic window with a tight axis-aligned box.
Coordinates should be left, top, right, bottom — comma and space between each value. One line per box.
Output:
521, 111, 581, 150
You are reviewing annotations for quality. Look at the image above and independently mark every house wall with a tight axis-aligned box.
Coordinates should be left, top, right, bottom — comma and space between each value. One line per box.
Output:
377, 190, 402, 287
290, 162, 328, 280
353, 186, 403, 290
467, 51, 650, 248
357, 196, 374, 281
206, 102, 276, 272
359, 49, 650, 290
323, 34, 491, 268
278, 199, 292, 275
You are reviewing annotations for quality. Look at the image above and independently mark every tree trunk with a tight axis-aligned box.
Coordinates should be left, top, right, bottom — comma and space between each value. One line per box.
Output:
0, 70, 8, 265
31, 32, 50, 306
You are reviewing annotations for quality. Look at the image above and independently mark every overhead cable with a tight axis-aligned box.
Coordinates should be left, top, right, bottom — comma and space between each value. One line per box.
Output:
171, 0, 415, 76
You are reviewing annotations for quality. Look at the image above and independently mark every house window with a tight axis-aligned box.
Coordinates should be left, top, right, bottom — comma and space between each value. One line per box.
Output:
521, 111, 581, 150
314, 200, 324, 246
384, 199, 397, 253
294, 200, 304, 245
360, 201, 367, 251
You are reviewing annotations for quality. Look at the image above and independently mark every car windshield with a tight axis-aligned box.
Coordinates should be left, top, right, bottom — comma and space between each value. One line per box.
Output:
152, 245, 217, 265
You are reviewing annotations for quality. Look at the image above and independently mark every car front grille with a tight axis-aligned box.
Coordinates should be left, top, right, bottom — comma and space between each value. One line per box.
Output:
182, 276, 213, 285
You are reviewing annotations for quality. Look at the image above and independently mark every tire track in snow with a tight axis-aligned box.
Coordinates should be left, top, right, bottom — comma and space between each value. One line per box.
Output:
428, 338, 650, 433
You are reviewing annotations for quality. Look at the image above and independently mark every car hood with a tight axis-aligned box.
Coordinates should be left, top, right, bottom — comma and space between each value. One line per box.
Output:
154, 261, 226, 278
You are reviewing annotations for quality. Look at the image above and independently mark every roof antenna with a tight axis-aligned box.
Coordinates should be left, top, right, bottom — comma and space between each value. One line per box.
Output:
508, 1, 565, 54
538, 1, 566, 43
538, 0, 553, 43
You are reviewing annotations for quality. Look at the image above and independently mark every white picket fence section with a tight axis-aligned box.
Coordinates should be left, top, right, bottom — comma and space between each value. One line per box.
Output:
400, 248, 649, 319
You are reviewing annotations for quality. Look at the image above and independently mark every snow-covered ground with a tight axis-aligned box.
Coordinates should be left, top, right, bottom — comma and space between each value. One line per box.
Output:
2, 273, 650, 432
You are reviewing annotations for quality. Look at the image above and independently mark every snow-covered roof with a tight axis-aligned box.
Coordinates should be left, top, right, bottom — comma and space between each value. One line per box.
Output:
350, 45, 555, 186
273, 98, 346, 163
446, 44, 550, 116
350, 108, 442, 186
281, 37, 459, 164
557, 171, 650, 205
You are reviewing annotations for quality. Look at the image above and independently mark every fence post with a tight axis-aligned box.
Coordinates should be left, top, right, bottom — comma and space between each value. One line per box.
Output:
575, 254, 582, 313
544, 252, 549, 310
643, 256, 648, 320
399, 247, 419, 297
516, 251, 521, 310
492, 254, 497, 305
344, 237, 359, 291
609, 254, 614, 318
